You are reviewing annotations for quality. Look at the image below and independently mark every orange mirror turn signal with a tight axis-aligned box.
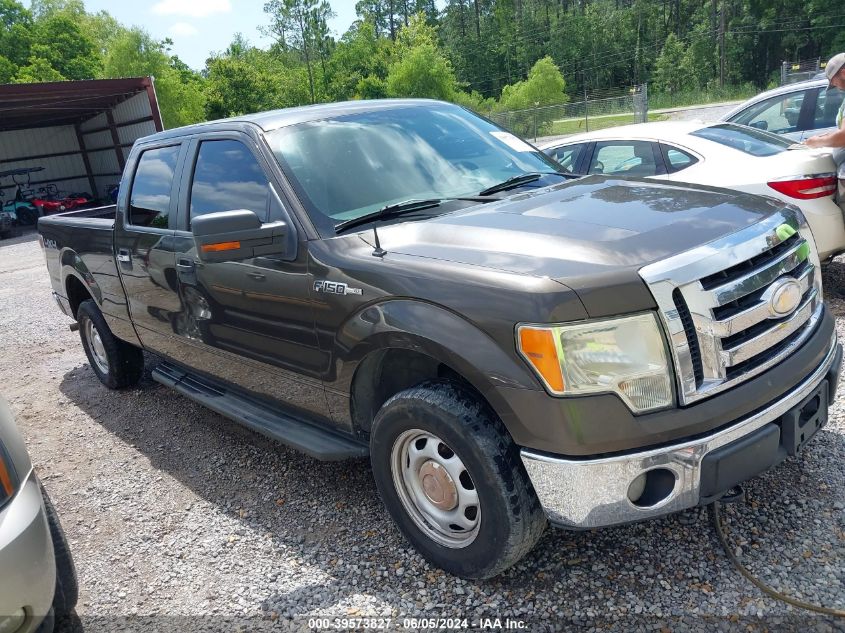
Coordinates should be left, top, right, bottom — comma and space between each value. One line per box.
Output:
201, 241, 241, 253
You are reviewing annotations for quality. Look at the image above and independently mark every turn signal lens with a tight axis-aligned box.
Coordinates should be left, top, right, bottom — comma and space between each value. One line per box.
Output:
516, 313, 674, 413
768, 175, 837, 200
517, 327, 565, 393
0, 450, 15, 506
201, 241, 241, 253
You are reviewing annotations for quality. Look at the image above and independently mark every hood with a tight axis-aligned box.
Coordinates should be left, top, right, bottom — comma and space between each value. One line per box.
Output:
372, 175, 783, 316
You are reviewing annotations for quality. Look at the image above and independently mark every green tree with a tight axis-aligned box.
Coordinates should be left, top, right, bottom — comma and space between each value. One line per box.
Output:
497, 56, 567, 111
653, 33, 689, 94
14, 55, 64, 82
263, 0, 336, 103
103, 28, 205, 128
326, 21, 391, 100
28, 13, 101, 79
0, 0, 33, 68
385, 15, 458, 99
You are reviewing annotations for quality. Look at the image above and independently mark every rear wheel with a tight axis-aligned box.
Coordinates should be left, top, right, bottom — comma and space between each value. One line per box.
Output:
370, 380, 546, 579
77, 299, 143, 389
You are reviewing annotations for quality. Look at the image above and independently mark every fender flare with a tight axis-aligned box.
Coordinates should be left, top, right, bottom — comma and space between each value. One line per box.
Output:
330, 299, 542, 426
60, 249, 102, 308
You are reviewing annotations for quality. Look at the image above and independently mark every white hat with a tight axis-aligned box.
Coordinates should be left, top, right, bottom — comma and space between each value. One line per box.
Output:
824, 52, 845, 88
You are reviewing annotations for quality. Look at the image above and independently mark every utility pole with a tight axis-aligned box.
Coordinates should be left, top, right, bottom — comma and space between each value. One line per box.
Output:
718, 0, 726, 88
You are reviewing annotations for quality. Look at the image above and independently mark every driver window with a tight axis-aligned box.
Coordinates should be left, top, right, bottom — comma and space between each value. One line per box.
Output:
189, 140, 270, 227
732, 90, 807, 134
813, 88, 845, 129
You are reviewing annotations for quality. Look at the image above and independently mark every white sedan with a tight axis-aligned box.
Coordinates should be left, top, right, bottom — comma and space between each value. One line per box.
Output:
540, 121, 845, 261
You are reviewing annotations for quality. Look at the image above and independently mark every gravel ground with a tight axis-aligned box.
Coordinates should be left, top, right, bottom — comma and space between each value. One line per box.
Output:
1, 230, 844, 632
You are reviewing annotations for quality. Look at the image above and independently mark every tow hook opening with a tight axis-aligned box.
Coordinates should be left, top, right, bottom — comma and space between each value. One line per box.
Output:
627, 468, 677, 507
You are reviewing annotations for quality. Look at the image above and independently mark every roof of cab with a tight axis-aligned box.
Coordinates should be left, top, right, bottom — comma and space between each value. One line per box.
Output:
141, 98, 444, 142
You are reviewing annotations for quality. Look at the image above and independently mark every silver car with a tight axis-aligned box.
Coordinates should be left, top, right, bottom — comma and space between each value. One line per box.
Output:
0, 399, 77, 633
721, 79, 844, 141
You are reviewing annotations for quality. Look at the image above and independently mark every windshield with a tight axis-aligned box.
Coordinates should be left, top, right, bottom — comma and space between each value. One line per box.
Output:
265, 103, 564, 235
690, 123, 793, 157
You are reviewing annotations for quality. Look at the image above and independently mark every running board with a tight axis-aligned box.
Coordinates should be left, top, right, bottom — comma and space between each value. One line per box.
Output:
152, 362, 367, 461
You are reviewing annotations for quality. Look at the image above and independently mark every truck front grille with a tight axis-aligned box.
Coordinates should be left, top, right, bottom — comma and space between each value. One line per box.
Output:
640, 208, 823, 405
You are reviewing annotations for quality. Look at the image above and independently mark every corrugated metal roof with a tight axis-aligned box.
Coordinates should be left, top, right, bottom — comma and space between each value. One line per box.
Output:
0, 77, 162, 132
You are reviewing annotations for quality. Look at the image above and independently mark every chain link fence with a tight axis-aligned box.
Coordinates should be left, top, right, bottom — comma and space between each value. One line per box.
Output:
780, 58, 824, 85
487, 84, 648, 143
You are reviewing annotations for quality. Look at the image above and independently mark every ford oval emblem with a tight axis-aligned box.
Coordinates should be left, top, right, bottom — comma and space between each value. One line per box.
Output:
765, 277, 802, 318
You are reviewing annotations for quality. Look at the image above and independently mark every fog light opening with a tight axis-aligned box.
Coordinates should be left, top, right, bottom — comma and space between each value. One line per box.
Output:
628, 468, 677, 508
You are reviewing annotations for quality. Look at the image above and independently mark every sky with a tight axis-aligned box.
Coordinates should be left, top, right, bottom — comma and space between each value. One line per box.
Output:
81, 0, 362, 70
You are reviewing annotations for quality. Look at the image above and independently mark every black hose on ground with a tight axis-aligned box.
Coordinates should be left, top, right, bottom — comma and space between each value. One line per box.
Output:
710, 500, 845, 618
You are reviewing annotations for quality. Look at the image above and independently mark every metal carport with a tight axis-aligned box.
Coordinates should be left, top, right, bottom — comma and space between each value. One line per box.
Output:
0, 77, 163, 203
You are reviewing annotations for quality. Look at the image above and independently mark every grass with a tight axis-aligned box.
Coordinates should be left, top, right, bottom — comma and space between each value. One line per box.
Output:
648, 84, 758, 111
547, 112, 668, 136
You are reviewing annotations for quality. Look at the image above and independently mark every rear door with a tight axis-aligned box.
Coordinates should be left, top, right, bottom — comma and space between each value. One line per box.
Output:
113, 141, 187, 355
169, 131, 331, 420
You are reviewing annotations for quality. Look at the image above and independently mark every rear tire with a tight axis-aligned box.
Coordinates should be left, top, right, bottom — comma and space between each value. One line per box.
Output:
370, 380, 546, 579
77, 299, 143, 389
41, 485, 78, 618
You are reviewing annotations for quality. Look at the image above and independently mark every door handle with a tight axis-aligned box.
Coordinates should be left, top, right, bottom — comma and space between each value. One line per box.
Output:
117, 248, 131, 264
176, 258, 195, 271
247, 272, 266, 281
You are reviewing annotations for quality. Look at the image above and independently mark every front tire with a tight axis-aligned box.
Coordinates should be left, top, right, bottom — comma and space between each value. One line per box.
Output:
370, 381, 546, 579
77, 299, 143, 389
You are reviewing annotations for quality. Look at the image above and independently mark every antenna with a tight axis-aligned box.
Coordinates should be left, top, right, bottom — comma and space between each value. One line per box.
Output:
372, 224, 386, 258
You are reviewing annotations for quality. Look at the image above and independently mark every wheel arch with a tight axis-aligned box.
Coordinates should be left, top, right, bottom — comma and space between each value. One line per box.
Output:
333, 299, 541, 438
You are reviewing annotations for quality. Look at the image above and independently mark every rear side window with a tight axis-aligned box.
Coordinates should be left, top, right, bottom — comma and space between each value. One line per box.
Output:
129, 145, 180, 228
728, 90, 807, 134
547, 143, 586, 174
189, 139, 270, 226
661, 144, 699, 173
690, 124, 792, 157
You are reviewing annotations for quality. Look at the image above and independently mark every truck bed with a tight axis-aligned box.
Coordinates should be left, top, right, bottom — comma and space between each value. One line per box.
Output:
37, 204, 130, 329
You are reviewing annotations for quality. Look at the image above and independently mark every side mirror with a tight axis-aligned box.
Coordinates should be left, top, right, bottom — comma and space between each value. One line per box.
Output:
192, 209, 288, 263
749, 120, 768, 131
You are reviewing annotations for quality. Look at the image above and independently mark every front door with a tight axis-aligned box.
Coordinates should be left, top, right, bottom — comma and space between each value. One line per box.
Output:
169, 134, 332, 422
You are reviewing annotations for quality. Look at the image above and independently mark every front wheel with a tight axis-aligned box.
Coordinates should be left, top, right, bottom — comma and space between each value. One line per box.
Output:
77, 299, 144, 389
370, 381, 546, 579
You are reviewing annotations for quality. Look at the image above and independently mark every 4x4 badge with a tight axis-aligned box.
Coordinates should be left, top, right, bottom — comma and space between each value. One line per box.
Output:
313, 280, 363, 296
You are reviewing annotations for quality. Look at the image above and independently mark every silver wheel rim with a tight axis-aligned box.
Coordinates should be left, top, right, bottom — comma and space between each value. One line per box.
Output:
85, 319, 109, 374
390, 429, 481, 548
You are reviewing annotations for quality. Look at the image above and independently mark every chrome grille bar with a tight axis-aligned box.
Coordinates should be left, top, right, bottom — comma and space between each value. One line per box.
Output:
708, 264, 814, 337
720, 289, 818, 367
703, 238, 809, 306
640, 207, 823, 405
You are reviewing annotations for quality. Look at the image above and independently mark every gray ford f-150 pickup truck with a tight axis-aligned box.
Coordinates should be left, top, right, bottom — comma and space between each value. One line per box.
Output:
38, 99, 842, 579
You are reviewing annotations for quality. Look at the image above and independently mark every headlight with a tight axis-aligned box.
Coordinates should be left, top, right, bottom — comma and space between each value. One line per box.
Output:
517, 312, 674, 413
0, 441, 18, 509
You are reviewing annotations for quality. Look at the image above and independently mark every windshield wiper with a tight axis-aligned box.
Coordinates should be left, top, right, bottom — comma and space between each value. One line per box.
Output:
478, 172, 567, 196
335, 198, 443, 233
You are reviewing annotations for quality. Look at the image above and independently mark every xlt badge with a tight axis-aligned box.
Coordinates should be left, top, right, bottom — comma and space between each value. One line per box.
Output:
313, 280, 363, 296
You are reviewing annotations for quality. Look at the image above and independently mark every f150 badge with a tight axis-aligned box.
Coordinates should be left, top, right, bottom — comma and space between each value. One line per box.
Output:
313, 280, 363, 296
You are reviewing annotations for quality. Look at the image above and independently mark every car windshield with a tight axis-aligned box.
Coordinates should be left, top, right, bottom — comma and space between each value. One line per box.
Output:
265, 103, 564, 235
690, 123, 793, 157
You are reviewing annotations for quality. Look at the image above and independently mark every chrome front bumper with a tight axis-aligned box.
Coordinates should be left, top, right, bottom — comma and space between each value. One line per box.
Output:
521, 335, 841, 529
